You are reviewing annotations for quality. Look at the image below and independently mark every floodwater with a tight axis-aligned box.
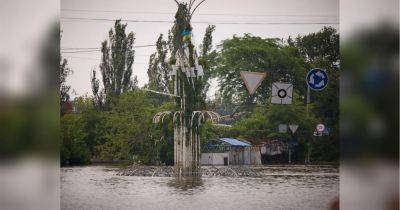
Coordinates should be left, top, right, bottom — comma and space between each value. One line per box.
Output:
61, 165, 339, 210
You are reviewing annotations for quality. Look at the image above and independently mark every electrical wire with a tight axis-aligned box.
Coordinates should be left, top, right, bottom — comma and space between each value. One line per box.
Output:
64, 56, 149, 64
61, 8, 338, 18
61, 17, 339, 25
61, 44, 155, 51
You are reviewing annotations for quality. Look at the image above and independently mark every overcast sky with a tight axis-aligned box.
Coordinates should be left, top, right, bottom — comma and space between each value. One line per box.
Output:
61, 0, 338, 99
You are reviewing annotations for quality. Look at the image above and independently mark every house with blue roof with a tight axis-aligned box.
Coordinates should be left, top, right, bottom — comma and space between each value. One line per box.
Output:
201, 138, 261, 165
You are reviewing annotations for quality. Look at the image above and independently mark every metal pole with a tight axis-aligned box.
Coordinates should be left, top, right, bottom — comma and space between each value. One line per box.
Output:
305, 86, 310, 164
306, 86, 310, 117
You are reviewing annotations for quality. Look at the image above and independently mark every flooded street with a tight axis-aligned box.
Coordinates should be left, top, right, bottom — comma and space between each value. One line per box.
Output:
61, 165, 338, 210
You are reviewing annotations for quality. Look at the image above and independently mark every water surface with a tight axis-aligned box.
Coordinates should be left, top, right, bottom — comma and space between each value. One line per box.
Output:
61, 165, 338, 210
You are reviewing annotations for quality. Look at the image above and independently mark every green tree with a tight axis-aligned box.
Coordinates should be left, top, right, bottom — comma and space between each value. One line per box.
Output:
96, 91, 161, 164
292, 27, 339, 161
147, 34, 170, 93
232, 93, 322, 162
293, 27, 339, 125
73, 96, 107, 158
294, 26, 339, 65
215, 34, 307, 108
200, 25, 215, 57
199, 25, 217, 101
235, 92, 317, 143
60, 58, 72, 116
91, 20, 136, 109
61, 114, 91, 165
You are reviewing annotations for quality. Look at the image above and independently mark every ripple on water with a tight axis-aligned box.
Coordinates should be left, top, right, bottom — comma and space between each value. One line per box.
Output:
61, 165, 339, 210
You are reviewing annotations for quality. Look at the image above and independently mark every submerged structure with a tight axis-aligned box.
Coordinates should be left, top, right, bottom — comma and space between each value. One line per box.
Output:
201, 138, 262, 165
153, 0, 219, 177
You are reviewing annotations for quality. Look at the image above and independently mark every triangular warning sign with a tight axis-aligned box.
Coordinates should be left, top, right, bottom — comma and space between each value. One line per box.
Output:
288, 124, 299, 134
240, 71, 267, 95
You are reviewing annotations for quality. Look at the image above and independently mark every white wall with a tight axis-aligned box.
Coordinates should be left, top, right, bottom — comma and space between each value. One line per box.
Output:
201, 153, 229, 165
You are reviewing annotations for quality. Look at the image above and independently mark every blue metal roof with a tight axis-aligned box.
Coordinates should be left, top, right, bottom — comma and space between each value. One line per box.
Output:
220, 138, 251, 146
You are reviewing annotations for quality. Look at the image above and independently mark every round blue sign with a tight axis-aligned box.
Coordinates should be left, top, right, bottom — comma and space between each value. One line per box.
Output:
306, 68, 329, 90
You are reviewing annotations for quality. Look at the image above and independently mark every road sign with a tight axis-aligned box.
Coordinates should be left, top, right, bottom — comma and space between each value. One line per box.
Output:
240, 71, 267, 95
288, 124, 299, 134
313, 131, 322, 136
278, 124, 287, 133
322, 127, 330, 135
316, 123, 325, 132
306, 68, 329, 90
271, 82, 293, 104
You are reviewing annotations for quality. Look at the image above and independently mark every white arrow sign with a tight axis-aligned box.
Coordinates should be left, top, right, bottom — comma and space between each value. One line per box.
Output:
288, 124, 299, 134
240, 71, 267, 95
316, 123, 325, 132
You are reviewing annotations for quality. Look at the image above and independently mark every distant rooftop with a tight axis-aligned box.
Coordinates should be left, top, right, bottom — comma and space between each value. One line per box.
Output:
220, 138, 251, 147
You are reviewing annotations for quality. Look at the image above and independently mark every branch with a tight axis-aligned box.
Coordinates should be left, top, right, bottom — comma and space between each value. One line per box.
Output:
190, 0, 206, 18
189, 0, 195, 12
174, 0, 179, 5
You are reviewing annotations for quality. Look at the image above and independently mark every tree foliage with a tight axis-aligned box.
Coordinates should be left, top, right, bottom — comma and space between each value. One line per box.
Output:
215, 34, 307, 108
61, 19, 340, 165
291, 27, 340, 160
60, 58, 72, 115
61, 91, 171, 165
209, 27, 339, 162
146, 4, 216, 106
61, 114, 91, 165
147, 34, 170, 93
91, 20, 137, 109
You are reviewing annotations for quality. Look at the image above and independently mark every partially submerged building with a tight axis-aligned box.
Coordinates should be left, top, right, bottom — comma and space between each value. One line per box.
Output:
201, 138, 261, 165
260, 140, 298, 164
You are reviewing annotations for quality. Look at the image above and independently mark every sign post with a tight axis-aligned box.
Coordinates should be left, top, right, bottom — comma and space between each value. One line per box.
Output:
306, 68, 329, 116
305, 68, 328, 164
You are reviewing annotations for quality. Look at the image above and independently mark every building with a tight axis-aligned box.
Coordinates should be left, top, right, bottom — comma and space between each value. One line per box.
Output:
260, 140, 298, 164
201, 138, 261, 165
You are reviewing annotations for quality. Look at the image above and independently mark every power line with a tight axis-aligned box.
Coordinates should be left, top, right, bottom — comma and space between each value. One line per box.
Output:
62, 49, 100, 53
61, 17, 339, 25
64, 56, 100, 60
61, 8, 338, 18
62, 50, 153, 56
61, 44, 155, 50
61, 47, 100, 50
64, 56, 149, 64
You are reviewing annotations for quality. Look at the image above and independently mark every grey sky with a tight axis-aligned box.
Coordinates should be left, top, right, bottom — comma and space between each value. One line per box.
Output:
61, 0, 338, 99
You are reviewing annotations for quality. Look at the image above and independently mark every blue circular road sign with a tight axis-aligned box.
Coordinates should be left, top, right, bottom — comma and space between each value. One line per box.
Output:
306, 68, 329, 90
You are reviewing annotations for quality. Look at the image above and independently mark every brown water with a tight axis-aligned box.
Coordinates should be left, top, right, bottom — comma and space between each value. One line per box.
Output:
61, 165, 338, 210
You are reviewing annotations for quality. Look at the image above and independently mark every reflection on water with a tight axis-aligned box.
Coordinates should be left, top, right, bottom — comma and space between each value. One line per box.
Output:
167, 176, 204, 192
61, 165, 339, 210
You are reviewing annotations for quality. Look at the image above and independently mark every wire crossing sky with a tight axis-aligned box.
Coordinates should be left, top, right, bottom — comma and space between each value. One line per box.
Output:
61, 0, 339, 99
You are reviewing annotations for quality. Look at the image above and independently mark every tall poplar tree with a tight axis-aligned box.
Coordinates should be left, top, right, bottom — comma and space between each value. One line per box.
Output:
60, 58, 72, 115
91, 20, 136, 109
147, 34, 170, 93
